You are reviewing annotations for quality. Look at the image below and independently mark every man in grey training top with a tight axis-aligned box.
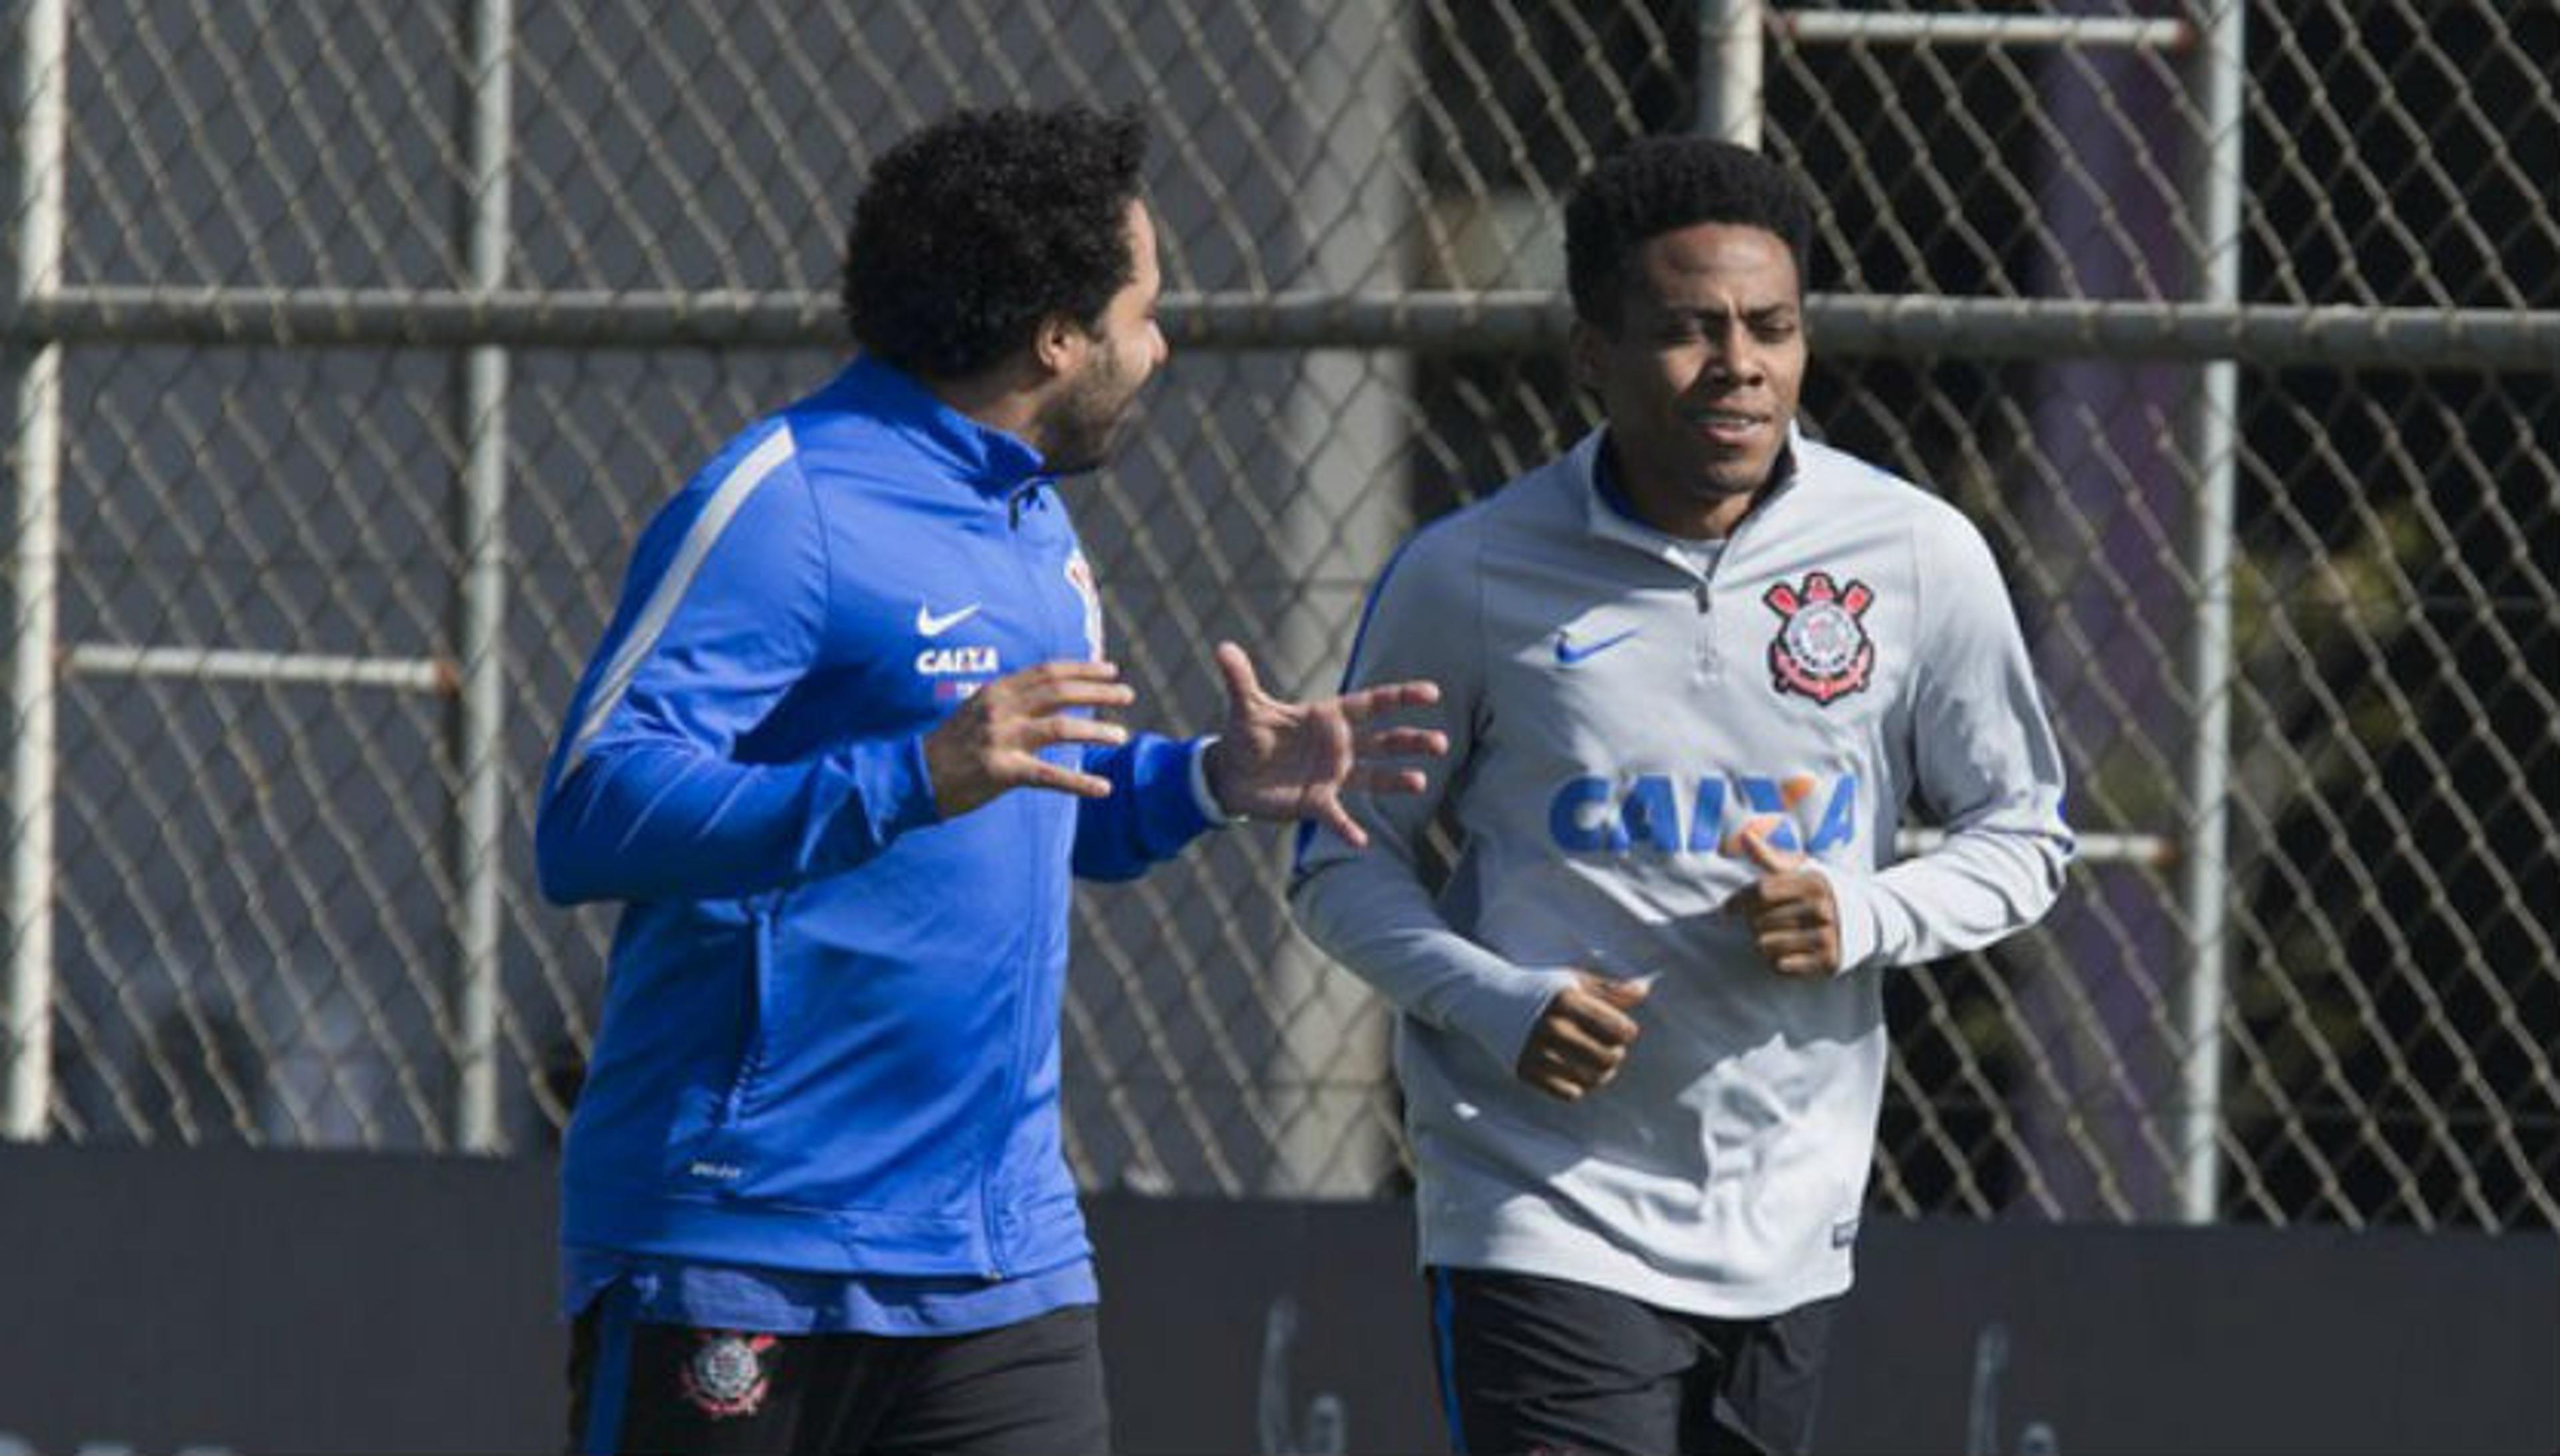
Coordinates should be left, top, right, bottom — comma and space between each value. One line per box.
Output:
1291, 136, 2073, 1454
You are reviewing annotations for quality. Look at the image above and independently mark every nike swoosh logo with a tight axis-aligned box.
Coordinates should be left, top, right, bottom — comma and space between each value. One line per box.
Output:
915, 602, 982, 637
1554, 628, 1637, 665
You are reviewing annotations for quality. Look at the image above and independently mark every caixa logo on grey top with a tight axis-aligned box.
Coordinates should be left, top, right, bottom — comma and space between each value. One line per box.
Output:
1548, 771, 1859, 857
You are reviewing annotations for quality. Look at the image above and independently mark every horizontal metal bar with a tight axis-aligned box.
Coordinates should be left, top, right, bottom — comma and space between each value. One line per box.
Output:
1899, 827, 2173, 868
3, 285, 843, 350
66, 643, 454, 693
1803, 296, 2560, 371
1171, 289, 1568, 352
1776, 10, 2192, 51
60, 643, 2174, 857
3, 285, 2555, 370
0, 285, 1572, 354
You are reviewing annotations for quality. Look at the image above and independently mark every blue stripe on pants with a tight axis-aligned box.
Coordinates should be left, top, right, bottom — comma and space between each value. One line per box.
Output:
582, 1283, 639, 1456
1432, 1269, 1469, 1455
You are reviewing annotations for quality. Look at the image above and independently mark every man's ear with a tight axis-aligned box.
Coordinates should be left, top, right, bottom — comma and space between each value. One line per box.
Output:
1031, 313, 1087, 381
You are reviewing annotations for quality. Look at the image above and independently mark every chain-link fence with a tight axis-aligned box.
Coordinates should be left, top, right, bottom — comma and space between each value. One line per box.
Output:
2, 2, 2551, 1231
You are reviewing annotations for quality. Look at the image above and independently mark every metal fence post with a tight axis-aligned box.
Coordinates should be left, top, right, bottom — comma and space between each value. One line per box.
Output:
2175, 0, 2249, 1224
1263, 0, 1417, 1197
453, 0, 517, 1153
1701, 0, 1766, 147
3, 0, 67, 1143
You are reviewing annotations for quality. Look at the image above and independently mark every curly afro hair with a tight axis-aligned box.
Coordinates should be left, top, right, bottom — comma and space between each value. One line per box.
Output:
1565, 136, 1812, 332
842, 105, 1149, 381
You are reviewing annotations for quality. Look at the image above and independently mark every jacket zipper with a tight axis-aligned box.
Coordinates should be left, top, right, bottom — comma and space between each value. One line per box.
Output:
1687, 465, 1795, 681
978, 483, 1059, 1279
715, 899, 779, 1127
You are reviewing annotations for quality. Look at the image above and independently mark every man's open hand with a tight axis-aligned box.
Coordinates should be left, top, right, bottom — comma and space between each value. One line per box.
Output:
923, 659, 1136, 818
1201, 640, 1445, 846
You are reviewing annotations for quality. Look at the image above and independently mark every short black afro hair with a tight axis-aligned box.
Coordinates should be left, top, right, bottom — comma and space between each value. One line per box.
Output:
1565, 136, 1812, 331
842, 105, 1148, 380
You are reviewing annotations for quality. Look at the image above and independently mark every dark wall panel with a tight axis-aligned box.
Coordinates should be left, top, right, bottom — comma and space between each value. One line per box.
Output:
0, 1149, 2550, 1455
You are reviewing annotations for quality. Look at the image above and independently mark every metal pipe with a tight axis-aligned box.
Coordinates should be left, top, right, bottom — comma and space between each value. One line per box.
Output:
4, 0, 67, 1143
1778, 11, 2191, 51
2175, 0, 2249, 1226
49, 665, 2169, 860
1796, 297, 2560, 371
1897, 827, 2169, 868
1701, 0, 1767, 147
66, 644, 453, 694
5, 286, 2553, 370
452, 0, 516, 1155
1261, 0, 1415, 1197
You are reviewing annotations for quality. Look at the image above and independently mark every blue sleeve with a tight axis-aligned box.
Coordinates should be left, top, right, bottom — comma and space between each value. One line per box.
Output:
1069, 733, 1217, 881
533, 429, 939, 905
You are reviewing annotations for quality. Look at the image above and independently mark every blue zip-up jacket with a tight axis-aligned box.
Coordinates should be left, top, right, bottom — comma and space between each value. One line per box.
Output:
535, 355, 1217, 1281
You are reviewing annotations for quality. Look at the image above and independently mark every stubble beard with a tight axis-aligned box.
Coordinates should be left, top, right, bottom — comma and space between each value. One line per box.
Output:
1040, 361, 1139, 477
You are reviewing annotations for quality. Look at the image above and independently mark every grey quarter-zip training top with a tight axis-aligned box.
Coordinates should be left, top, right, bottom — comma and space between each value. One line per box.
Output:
1291, 425, 2073, 1318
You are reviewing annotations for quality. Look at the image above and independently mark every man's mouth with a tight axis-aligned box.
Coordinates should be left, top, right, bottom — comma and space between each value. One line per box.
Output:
1689, 408, 1769, 448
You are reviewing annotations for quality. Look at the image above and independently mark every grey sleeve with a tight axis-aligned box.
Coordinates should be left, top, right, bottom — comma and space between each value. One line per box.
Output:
1821, 510, 2075, 969
1288, 525, 1577, 1069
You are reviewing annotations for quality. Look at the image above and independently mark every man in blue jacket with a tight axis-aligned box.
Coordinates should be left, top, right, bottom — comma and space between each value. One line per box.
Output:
536, 104, 1443, 1455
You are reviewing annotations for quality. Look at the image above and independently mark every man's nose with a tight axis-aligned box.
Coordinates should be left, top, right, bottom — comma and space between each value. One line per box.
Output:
1703, 330, 1763, 384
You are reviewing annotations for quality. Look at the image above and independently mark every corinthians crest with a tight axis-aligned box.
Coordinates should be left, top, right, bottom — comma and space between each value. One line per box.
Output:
1065, 549, 1106, 660
681, 1330, 777, 1419
1763, 570, 1876, 705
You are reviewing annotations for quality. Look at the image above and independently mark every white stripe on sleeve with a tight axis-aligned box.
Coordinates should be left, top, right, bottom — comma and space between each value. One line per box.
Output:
560, 424, 799, 775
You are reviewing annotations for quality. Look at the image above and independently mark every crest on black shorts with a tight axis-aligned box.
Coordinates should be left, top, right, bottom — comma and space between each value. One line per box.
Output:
681, 1330, 777, 1419
1763, 571, 1876, 705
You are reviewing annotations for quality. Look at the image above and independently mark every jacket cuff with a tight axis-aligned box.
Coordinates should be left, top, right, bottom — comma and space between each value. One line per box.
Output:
1449, 963, 1584, 1072
1187, 735, 1249, 827
1807, 862, 1883, 971
835, 733, 941, 861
